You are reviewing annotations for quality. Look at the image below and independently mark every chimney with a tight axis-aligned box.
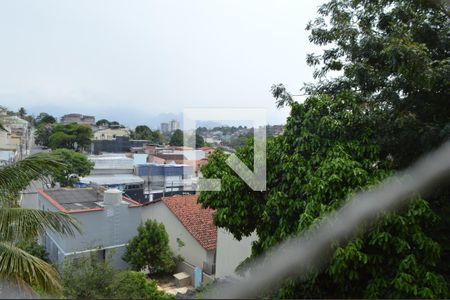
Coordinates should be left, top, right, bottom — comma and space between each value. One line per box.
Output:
103, 188, 122, 206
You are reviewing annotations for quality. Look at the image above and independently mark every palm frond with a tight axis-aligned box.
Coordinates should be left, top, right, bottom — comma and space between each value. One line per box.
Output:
0, 152, 64, 194
0, 208, 81, 242
0, 241, 62, 295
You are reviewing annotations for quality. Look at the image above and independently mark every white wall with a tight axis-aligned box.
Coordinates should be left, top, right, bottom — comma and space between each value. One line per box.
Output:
215, 228, 257, 278
141, 202, 212, 269
38, 193, 142, 269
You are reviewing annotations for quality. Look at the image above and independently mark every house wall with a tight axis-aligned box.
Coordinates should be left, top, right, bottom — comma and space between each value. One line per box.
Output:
215, 228, 257, 278
38, 194, 141, 269
141, 202, 213, 270
94, 128, 130, 140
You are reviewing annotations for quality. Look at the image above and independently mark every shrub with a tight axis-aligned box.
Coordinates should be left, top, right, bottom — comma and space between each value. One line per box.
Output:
123, 220, 176, 275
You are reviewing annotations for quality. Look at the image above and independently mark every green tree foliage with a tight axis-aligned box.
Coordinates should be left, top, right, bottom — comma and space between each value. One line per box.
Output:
305, 0, 450, 169
50, 149, 94, 187
34, 113, 56, 126
60, 251, 116, 299
0, 153, 80, 295
61, 253, 174, 300
131, 125, 165, 144
96, 119, 110, 127
199, 92, 448, 298
123, 220, 176, 275
48, 123, 93, 151
169, 129, 183, 146
34, 113, 57, 147
108, 271, 174, 299
17, 239, 49, 262
196, 134, 205, 148
304, 0, 450, 284
17, 107, 27, 118
34, 124, 53, 147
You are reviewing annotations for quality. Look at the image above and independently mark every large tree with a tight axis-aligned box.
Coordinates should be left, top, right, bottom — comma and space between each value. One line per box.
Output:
34, 113, 56, 126
132, 125, 165, 144
199, 92, 448, 298
302, 0, 450, 283
48, 123, 93, 151
0, 152, 80, 295
50, 149, 94, 187
169, 129, 183, 146
304, 0, 449, 169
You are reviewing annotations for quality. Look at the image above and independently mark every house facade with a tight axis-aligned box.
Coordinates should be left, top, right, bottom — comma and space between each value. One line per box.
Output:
37, 188, 142, 269
215, 228, 257, 278
93, 128, 130, 140
142, 195, 217, 276
61, 113, 95, 126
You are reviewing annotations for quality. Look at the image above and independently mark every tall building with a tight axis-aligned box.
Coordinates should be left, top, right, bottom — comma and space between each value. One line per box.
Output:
169, 119, 180, 132
160, 122, 169, 133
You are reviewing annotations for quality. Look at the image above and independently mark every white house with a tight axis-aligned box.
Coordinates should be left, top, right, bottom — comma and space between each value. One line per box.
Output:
93, 128, 130, 141
142, 194, 258, 281
215, 228, 257, 278
142, 195, 217, 278
37, 188, 142, 269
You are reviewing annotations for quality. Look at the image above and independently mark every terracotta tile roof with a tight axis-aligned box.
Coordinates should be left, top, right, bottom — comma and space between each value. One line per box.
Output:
163, 195, 217, 250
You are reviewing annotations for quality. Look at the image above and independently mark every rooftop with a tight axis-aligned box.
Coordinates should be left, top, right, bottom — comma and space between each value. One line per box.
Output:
88, 155, 134, 170
163, 195, 216, 250
79, 174, 144, 185
38, 188, 140, 213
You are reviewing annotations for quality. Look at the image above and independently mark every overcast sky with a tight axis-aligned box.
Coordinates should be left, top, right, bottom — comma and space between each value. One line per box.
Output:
0, 0, 325, 129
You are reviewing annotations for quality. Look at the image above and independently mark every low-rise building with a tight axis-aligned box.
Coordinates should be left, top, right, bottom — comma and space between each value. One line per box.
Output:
78, 154, 145, 202
0, 109, 31, 160
215, 228, 257, 278
92, 136, 149, 154
135, 163, 194, 198
38, 188, 142, 269
142, 195, 217, 281
61, 113, 95, 126
161, 122, 169, 134
93, 127, 130, 140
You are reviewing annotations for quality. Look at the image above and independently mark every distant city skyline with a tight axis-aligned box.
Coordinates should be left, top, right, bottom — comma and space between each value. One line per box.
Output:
0, 0, 324, 128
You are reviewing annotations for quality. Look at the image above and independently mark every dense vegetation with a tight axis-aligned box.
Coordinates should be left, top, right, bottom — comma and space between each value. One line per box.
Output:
123, 220, 176, 276
169, 129, 205, 148
199, 0, 450, 298
131, 125, 166, 144
35, 121, 93, 151
0, 152, 80, 295
50, 149, 94, 187
60, 253, 173, 299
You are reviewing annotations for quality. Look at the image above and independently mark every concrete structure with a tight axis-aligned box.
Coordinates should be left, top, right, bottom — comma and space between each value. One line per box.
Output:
92, 136, 149, 154
169, 120, 180, 132
78, 154, 145, 202
161, 122, 169, 134
135, 163, 194, 193
0, 109, 31, 160
37, 188, 142, 269
61, 113, 95, 126
93, 128, 130, 140
148, 147, 208, 176
0, 150, 15, 166
142, 195, 216, 276
215, 228, 258, 278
